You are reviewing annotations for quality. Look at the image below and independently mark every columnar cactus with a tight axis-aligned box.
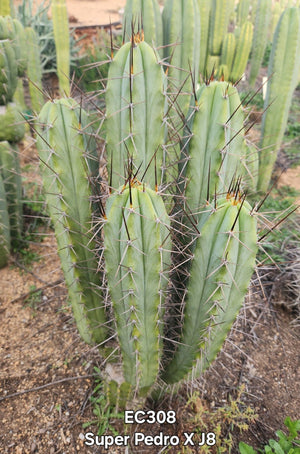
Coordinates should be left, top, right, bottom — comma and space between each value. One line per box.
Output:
198, 0, 211, 76
230, 21, 253, 82
237, 0, 250, 26
105, 34, 165, 189
0, 169, 10, 268
0, 38, 17, 105
220, 32, 236, 74
122, 0, 163, 48
181, 81, 245, 220
0, 141, 22, 245
103, 180, 171, 392
25, 27, 44, 113
209, 0, 231, 56
249, 0, 272, 86
52, 0, 70, 96
162, 192, 257, 383
163, 0, 200, 116
36, 98, 107, 344
258, 7, 300, 192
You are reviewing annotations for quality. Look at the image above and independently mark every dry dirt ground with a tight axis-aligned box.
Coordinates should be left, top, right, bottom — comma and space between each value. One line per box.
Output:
1, 2, 300, 453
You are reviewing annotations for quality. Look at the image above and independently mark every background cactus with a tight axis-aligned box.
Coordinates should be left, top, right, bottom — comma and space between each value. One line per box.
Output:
52, 0, 70, 95
249, 0, 272, 86
0, 141, 22, 245
209, 0, 231, 56
230, 21, 253, 82
163, 0, 200, 116
122, 0, 163, 48
220, 32, 236, 75
198, 0, 211, 76
25, 27, 44, 114
0, 169, 10, 268
258, 7, 300, 192
0, 38, 18, 105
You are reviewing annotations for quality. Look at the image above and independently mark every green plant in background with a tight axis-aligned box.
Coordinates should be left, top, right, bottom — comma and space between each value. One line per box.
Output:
51, 0, 70, 95
163, 0, 200, 116
25, 27, 44, 114
209, 0, 231, 56
0, 0, 13, 17
123, 0, 163, 48
231, 20, 253, 82
16, 0, 81, 75
249, 0, 272, 86
198, 0, 211, 76
239, 417, 300, 453
258, 7, 300, 192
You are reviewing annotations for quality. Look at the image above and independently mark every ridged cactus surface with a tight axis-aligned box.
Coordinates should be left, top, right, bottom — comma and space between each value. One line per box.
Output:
162, 194, 257, 384
37, 98, 106, 345
0, 141, 22, 245
163, 0, 200, 116
104, 181, 171, 391
0, 103, 25, 142
181, 81, 244, 220
209, 0, 231, 56
25, 27, 44, 113
105, 36, 165, 189
249, 0, 272, 86
0, 38, 17, 104
258, 7, 300, 192
0, 169, 10, 268
52, 0, 70, 95
123, 0, 163, 48
230, 21, 253, 82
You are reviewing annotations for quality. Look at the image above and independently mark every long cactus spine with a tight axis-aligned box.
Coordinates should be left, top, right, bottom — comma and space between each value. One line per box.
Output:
162, 192, 257, 384
36, 98, 106, 344
104, 181, 171, 391
105, 35, 165, 189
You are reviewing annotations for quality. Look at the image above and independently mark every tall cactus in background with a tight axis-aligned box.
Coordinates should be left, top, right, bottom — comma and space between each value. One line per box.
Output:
209, 0, 231, 56
163, 0, 200, 116
162, 194, 257, 383
237, 0, 250, 26
220, 32, 236, 74
105, 34, 165, 189
122, 0, 163, 48
258, 7, 300, 192
198, 0, 211, 76
36, 98, 107, 344
52, 0, 70, 96
181, 81, 245, 220
230, 21, 253, 82
25, 27, 44, 113
249, 0, 272, 86
104, 181, 171, 392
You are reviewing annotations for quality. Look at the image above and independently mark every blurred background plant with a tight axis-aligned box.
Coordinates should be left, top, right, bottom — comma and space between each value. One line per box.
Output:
15, 0, 82, 74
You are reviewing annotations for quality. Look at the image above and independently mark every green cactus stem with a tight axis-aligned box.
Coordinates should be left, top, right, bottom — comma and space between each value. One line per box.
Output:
52, 0, 70, 96
0, 103, 25, 142
181, 81, 244, 221
4, 17, 27, 76
258, 7, 300, 192
0, 141, 22, 245
105, 34, 165, 189
123, 0, 163, 48
220, 32, 236, 74
0, 38, 18, 105
237, 0, 250, 26
0, 170, 10, 268
249, 0, 272, 87
230, 21, 253, 82
0, 0, 13, 17
163, 0, 200, 116
25, 27, 44, 114
36, 98, 107, 345
198, 0, 211, 76
162, 192, 257, 384
104, 180, 171, 392
209, 0, 231, 56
